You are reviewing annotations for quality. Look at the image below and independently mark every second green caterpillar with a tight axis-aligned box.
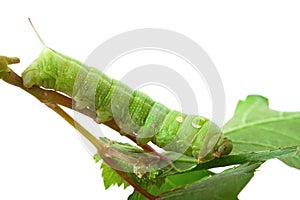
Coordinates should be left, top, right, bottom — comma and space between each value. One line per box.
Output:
22, 45, 232, 162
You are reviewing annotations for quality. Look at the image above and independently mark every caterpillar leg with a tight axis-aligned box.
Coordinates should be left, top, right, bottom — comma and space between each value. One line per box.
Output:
95, 110, 113, 124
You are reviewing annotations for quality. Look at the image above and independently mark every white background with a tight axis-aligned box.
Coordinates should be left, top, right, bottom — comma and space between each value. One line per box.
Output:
1, 1, 300, 199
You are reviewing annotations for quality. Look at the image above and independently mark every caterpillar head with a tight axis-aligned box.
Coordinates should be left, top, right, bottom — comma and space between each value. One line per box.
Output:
213, 137, 233, 158
196, 136, 233, 163
193, 122, 233, 163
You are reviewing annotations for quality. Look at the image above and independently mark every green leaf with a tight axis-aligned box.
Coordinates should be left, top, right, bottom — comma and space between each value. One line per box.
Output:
223, 95, 300, 169
128, 169, 214, 200
99, 137, 165, 178
195, 146, 298, 170
128, 146, 296, 199
160, 163, 260, 200
93, 153, 101, 163
99, 137, 144, 153
101, 162, 130, 189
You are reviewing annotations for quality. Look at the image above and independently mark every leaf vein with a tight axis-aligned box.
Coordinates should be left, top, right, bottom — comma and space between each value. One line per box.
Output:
232, 140, 276, 149
256, 126, 300, 142
224, 114, 300, 135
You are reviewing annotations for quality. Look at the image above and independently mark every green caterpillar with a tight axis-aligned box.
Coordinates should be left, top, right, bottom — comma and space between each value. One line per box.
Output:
22, 21, 232, 162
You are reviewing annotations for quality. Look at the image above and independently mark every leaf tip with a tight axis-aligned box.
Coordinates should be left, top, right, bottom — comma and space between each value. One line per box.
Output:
244, 95, 269, 104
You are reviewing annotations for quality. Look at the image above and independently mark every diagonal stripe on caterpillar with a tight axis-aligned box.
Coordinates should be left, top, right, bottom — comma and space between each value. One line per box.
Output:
22, 20, 232, 162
